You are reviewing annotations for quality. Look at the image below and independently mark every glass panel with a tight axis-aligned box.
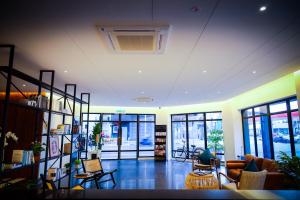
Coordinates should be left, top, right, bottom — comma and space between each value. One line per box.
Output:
206, 120, 224, 153
172, 115, 186, 121
255, 117, 263, 157
271, 113, 291, 159
270, 101, 287, 113
139, 122, 154, 150
84, 122, 98, 151
102, 114, 119, 121
206, 112, 222, 120
89, 114, 100, 121
188, 121, 205, 157
120, 122, 137, 151
243, 109, 253, 117
82, 113, 88, 121
254, 106, 267, 116
172, 122, 187, 151
139, 115, 155, 121
290, 99, 298, 110
292, 111, 300, 156
101, 151, 118, 159
188, 113, 204, 120
102, 122, 119, 151
121, 151, 137, 159
139, 151, 154, 157
121, 114, 137, 121
244, 118, 255, 155
243, 119, 251, 155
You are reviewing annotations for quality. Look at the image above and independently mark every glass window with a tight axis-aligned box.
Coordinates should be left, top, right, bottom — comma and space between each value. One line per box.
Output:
120, 122, 137, 151
290, 99, 298, 110
89, 114, 100, 121
102, 114, 119, 121
188, 121, 205, 153
121, 114, 137, 121
254, 106, 268, 116
139, 122, 154, 150
255, 117, 263, 157
271, 113, 291, 159
139, 115, 155, 121
82, 113, 88, 121
172, 115, 186, 121
172, 122, 187, 150
188, 113, 204, 120
291, 111, 300, 156
270, 101, 287, 113
206, 112, 222, 120
206, 120, 224, 153
243, 108, 253, 117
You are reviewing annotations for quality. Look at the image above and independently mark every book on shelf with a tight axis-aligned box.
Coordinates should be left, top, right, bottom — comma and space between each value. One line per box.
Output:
64, 143, 72, 154
12, 150, 34, 165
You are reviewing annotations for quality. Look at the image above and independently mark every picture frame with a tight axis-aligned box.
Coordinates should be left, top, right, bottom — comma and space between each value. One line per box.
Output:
49, 136, 60, 157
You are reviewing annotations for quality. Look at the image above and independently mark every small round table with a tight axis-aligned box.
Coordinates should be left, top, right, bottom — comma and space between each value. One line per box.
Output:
185, 172, 219, 190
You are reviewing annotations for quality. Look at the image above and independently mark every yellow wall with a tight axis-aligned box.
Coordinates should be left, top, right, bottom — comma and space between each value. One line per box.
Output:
89, 72, 298, 160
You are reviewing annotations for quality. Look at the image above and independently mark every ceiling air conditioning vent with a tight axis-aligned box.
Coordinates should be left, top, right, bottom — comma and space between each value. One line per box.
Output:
99, 25, 169, 53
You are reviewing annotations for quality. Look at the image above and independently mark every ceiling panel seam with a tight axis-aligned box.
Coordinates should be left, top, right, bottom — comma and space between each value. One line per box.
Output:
163, 0, 221, 105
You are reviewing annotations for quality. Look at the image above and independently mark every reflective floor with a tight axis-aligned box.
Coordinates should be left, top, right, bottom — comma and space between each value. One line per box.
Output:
73, 159, 224, 189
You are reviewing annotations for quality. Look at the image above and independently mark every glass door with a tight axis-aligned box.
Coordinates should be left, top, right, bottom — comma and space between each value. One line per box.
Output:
101, 114, 119, 159
120, 114, 137, 159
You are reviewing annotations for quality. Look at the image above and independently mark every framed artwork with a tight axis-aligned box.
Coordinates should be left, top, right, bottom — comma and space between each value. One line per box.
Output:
49, 136, 60, 157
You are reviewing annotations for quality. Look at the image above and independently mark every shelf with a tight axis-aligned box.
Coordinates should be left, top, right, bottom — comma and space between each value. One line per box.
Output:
155, 142, 166, 144
0, 100, 48, 112
39, 153, 71, 163
0, 67, 88, 104
49, 110, 73, 116
155, 135, 166, 137
2, 163, 36, 172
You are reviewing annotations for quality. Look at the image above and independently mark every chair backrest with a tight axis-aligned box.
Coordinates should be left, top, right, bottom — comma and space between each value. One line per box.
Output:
81, 158, 103, 173
238, 170, 267, 190
40, 174, 57, 191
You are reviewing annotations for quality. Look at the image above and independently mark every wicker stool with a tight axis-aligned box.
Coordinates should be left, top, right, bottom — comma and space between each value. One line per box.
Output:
185, 172, 219, 190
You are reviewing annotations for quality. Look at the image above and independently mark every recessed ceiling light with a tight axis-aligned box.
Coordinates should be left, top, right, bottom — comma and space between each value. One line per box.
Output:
64, 70, 68, 73
252, 70, 257, 74
202, 70, 207, 73
22, 84, 26, 87
217, 91, 221, 94
184, 91, 189, 94
138, 70, 142, 74
140, 91, 145, 94
259, 6, 267, 12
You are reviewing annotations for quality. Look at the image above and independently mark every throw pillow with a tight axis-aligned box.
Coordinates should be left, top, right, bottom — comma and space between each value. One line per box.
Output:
198, 149, 214, 165
244, 159, 258, 172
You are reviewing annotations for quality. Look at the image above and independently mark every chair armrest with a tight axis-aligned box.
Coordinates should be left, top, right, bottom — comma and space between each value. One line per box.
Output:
218, 172, 238, 189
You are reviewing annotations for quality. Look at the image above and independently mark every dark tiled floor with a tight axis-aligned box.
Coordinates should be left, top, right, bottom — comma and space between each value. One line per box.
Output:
73, 159, 224, 189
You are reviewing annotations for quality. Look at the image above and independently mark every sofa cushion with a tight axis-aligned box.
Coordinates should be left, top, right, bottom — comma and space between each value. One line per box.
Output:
254, 157, 264, 170
244, 154, 255, 163
261, 158, 278, 172
227, 169, 243, 180
244, 159, 258, 172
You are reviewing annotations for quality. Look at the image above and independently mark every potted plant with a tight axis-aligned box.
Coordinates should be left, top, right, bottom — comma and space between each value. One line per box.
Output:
207, 129, 224, 167
91, 123, 104, 159
277, 151, 300, 189
74, 159, 81, 170
64, 163, 71, 174
31, 141, 46, 163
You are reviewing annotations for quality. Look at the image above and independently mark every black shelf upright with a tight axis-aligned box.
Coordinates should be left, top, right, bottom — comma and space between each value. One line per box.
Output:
79, 93, 90, 160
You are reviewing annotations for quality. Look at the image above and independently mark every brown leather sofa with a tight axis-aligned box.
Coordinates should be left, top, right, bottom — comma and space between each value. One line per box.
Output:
226, 154, 286, 189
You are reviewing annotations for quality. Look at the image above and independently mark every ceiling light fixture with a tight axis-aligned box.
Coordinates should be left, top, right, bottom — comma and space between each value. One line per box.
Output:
259, 5, 267, 12
22, 84, 26, 87
252, 70, 257, 74
140, 91, 145, 94
138, 70, 142, 74
184, 91, 189, 94
64, 70, 68, 73
202, 70, 207, 73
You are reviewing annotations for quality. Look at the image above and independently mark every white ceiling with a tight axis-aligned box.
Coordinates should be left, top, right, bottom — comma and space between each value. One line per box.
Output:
0, 0, 300, 107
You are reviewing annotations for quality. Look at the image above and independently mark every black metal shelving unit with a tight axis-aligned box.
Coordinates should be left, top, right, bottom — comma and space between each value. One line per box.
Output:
0, 45, 91, 189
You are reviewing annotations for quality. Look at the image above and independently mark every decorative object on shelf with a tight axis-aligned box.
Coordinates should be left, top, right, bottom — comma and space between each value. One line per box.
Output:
0, 127, 18, 163
11, 150, 23, 164
74, 159, 81, 170
47, 168, 57, 180
31, 141, 46, 163
49, 136, 60, 157
64, 143, 72, 154
77, 136, 86, 151
277, 151, 300, 188
64, 163, 71, 174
